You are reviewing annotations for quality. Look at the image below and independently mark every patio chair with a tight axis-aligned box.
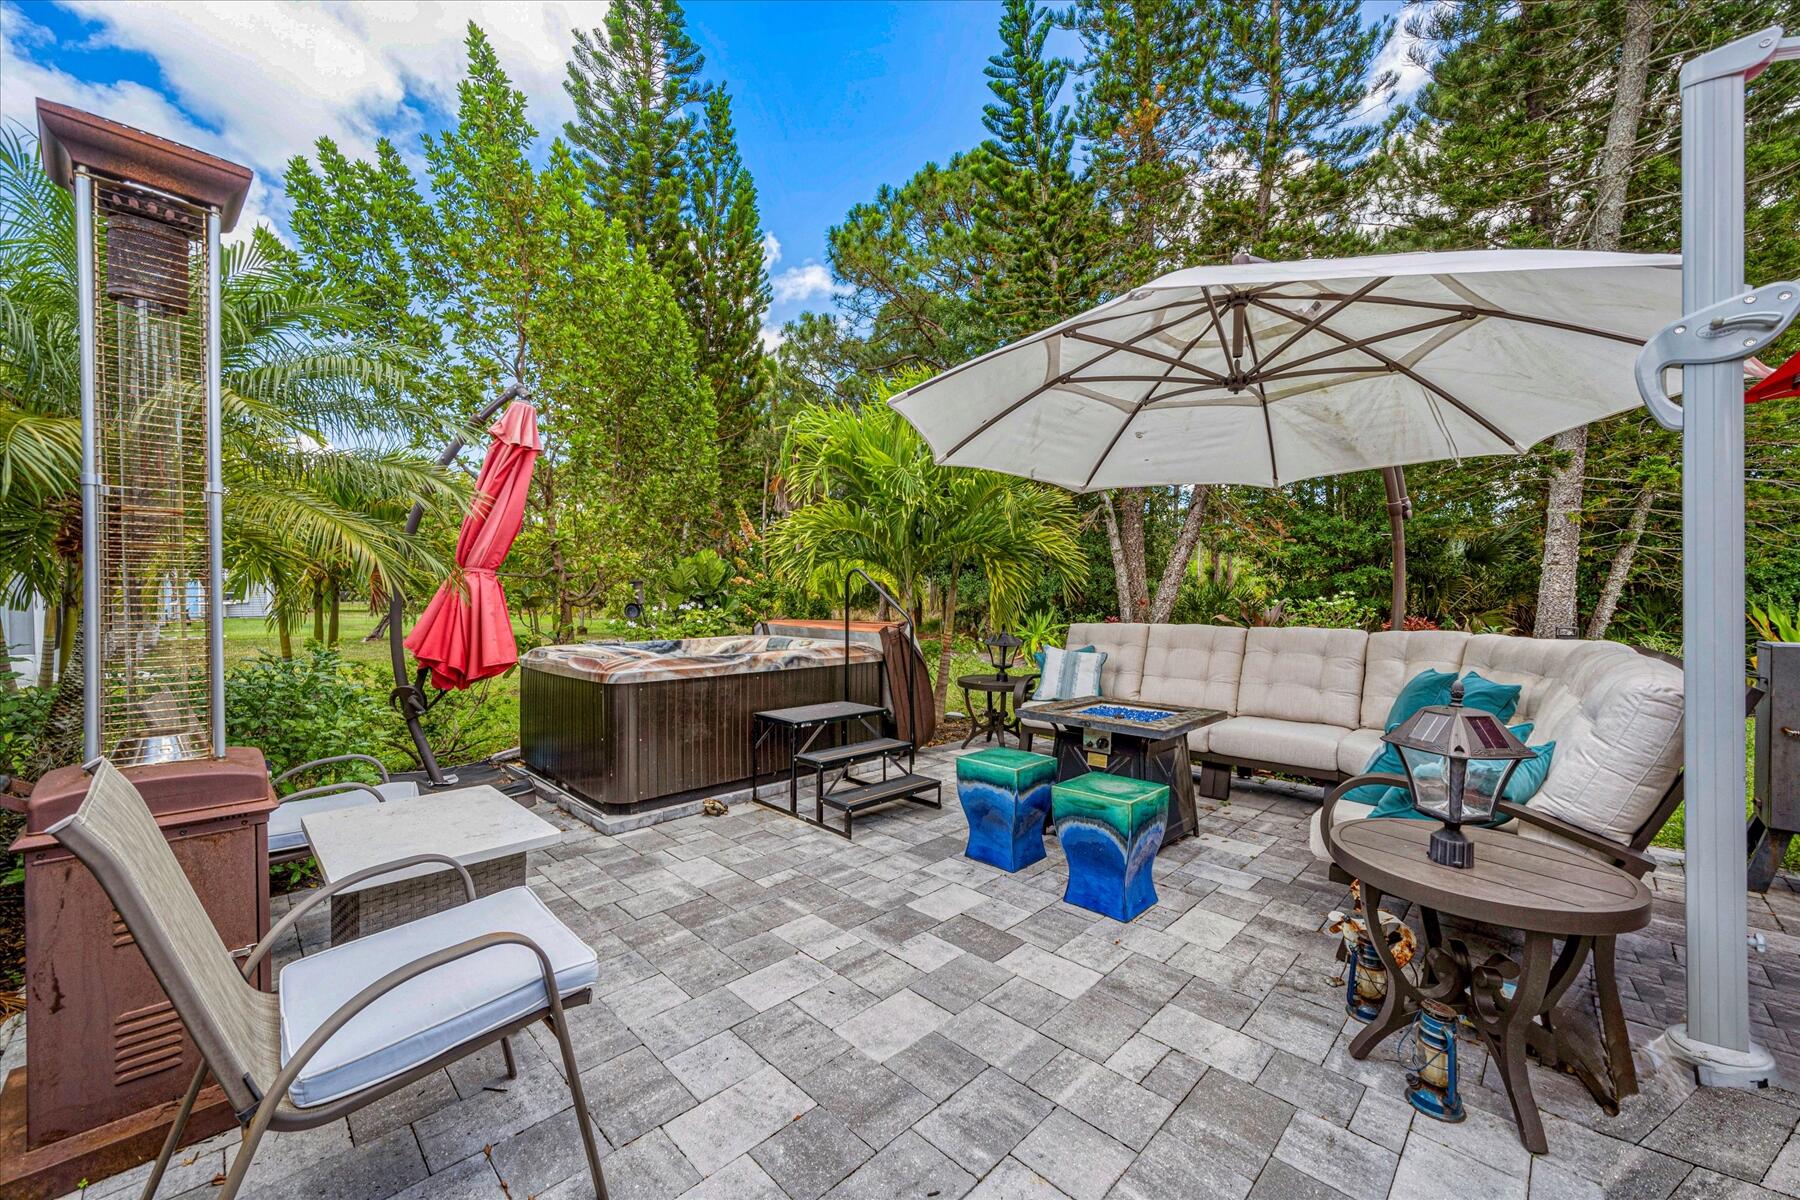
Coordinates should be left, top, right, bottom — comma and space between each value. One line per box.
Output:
266, 753, 419, 864
48, 759, 609, 1200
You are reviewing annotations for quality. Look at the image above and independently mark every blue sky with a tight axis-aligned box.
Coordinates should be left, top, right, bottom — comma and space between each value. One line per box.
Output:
2, 1, 1421, 339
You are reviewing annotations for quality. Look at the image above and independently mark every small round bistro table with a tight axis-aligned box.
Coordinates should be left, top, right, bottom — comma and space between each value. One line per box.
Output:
957, 673, 1037, 749
1319, 775, 1652, 1154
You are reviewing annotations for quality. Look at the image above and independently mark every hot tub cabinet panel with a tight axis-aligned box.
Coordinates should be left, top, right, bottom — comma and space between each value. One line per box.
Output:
521, 638, 882, 812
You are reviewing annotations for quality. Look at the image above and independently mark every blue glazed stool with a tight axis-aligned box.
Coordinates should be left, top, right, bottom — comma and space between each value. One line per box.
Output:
1052, 773, 1167, 921
956, 747, 1057, 871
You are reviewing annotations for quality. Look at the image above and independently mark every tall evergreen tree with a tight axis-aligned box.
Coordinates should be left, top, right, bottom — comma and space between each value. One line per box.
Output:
563, 0, 704, 283
975, 0, 1100, 343
1202, 0, 1392, 257
686, 87, 773, 504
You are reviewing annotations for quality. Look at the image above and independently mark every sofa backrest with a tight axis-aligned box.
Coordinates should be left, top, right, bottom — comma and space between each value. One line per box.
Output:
1236, 627, 1368, 729
1140, 624, 1247, 713
1067, 622, 1152, 700
1359, 630, 1472, 729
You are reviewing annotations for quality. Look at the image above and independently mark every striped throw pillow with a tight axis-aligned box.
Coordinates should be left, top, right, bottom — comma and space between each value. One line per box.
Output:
1033, 646, 1108, 701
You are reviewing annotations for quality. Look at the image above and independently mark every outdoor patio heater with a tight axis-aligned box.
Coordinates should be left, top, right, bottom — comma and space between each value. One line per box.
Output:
1, 102, 274, 1200
1634, 27, 1800, 1088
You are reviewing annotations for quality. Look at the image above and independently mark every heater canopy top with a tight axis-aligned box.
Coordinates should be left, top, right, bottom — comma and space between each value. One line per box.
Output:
36, 98, 252, 230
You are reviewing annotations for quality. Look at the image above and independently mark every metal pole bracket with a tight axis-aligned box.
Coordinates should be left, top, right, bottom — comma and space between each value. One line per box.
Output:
1634, 281, 1800, 430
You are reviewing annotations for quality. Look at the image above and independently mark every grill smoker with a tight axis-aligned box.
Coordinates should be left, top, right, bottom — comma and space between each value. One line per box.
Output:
0, 101, 274, 1200
1750, 640, 1800, 891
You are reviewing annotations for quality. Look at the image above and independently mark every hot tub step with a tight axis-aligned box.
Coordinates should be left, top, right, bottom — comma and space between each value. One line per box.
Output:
795, 737, 911, 771
816, 773, 942, 839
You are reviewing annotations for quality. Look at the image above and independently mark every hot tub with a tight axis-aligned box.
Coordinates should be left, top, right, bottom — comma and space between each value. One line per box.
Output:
520, 636, 883, 814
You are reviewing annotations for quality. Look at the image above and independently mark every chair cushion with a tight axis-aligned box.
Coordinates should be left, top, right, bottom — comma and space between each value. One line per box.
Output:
1336, 727, 1385, 776
1067, 623, 1152, 700
1205, 716, 1351, 773
1139, 624, 1246, 714
1034, 647, 1109, 701
1235, 627, 1368, 728
1359, 631, 1471, 730
267, 781, 419, 853
279, 887, 598, 1107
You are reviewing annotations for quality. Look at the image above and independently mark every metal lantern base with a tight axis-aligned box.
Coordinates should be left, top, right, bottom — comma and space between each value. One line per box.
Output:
1429, 824, 1474, 868
1344, 936, 1387, 1023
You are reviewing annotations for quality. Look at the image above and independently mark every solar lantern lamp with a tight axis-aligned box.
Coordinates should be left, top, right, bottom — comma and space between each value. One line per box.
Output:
984, 630, 1023, 679
1383, 682, 1534, 868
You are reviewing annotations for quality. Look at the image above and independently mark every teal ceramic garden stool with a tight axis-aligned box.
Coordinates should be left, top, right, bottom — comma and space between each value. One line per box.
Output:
1051, 773, 1168, 921
956, 747, 1057, 871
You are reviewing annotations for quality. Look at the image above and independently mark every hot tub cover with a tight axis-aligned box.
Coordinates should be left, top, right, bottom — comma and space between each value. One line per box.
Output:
522, 635, 881, 684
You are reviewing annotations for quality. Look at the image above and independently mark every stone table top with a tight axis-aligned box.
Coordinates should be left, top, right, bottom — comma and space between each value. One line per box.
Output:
302, 785, 561, 894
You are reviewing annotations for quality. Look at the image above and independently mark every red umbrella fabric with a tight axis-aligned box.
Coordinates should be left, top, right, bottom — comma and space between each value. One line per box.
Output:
1747, 350, 1800, 403
405, 400, 541, 690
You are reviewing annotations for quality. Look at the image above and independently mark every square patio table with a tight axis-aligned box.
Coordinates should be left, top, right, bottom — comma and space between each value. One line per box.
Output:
302, 785, 561, 945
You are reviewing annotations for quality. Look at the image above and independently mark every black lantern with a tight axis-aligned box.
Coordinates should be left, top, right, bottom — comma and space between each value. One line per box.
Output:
1383, 681, 1534, 868
984, 629, 1023, 679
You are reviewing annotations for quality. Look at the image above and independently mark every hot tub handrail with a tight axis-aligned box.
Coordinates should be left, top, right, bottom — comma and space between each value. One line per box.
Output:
843, 570, 917, 728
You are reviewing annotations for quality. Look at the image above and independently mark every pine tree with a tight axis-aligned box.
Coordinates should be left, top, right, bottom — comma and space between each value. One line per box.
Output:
686, 87, 773, 505
563, 0, 704, 282
1202, 0, 1392, 257
975, 0, 1101, 343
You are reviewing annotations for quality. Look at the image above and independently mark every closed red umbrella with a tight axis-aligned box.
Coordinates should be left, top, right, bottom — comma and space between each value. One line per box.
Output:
405, 400, 541, 689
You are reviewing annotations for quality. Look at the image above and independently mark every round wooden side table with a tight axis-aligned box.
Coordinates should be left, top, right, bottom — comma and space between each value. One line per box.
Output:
957, 673, 1036, 748
1320, 778, 1652, 1154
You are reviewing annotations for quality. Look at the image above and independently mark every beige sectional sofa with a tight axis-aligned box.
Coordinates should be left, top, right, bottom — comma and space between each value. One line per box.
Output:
1022, 623, 1686, 859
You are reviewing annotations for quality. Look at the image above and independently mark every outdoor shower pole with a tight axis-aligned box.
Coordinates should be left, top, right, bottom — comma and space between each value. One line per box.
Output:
1656, 27, 1797, 1088
205, 209, 226, 757
74, 169, 101, 763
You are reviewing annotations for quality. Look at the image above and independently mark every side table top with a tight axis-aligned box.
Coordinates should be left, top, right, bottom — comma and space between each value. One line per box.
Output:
1330, 818, 1651, 936
957, 673, 1037, 691
303, 784, 561, 894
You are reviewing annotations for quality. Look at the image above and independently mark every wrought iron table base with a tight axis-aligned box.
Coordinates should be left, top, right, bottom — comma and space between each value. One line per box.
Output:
1349, 886, 1638, 1154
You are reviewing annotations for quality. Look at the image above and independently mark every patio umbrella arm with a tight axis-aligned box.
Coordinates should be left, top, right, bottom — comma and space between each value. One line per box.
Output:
389, 384, 527, 786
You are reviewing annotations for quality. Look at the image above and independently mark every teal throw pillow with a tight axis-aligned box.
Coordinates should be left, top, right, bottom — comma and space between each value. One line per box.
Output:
1363, 723, 1554, 827
1340, 668, 1457, 803
1033, 644, 1095, 673
1457, 670, 1522, 722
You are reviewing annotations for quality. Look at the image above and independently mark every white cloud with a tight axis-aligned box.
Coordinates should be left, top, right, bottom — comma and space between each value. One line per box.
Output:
1360, 5, 1442, 123
758, 323, 785, 353
770, 262, 846, 306
761, 231, 781, 268
3, 1, 603, 233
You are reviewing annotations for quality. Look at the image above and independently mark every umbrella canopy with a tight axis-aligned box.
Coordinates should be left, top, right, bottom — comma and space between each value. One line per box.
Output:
1747, 349, 1800, 403
890, 249, 1682, 491
405, 400, 541, 690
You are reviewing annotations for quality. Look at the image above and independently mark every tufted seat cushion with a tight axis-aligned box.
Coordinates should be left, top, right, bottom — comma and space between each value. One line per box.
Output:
1206, 716, 1351, 773
1066, 623, 1152, 700
1335, 727, 1386, 777
268, 781, 419, 854
1235, 627, 1368, 729
279, 887, 599, 1107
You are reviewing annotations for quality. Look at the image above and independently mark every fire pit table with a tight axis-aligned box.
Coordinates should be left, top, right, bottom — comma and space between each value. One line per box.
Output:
302, 786, 561, 945
1020, 698, 1224, 844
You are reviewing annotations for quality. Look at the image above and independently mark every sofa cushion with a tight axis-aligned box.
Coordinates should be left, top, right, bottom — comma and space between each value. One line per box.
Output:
1359, 631, 1471, 730
1206, 716, 1350, 773
279, 887, 599, 1108
1336, 727, 1386, 776
1139, 624, 1246, 714
1525, 653, 1683, 845
1458, 636, 1637, 733
1235, 627, 1368, 729
1067, 623, 1152, 701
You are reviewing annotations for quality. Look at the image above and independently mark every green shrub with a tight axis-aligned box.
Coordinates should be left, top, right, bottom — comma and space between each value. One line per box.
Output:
0, 672, 52, 779
224, 647, 391, 785
1279, 591, 1379, 630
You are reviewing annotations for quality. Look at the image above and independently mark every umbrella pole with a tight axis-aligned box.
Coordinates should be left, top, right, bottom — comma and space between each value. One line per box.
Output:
389, 384, 524, 786
1382, 466, 1410, 627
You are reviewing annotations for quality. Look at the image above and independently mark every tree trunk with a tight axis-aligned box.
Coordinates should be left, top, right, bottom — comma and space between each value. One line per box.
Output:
366, 612, 390, 642
1585, 485, 1655, 640
1101, 492, 1134, 620
1148, 486, 1209, 622
312, 588, 326, 645
58, 600, 76, 681
327, 580, 341, 646
1254, 0, 1284, 238
1116, 488, 1150, 621
1532, 0, 1653, 639
277, 609, 294, 660
38, 599, 58, 685
934, 564, 960, 723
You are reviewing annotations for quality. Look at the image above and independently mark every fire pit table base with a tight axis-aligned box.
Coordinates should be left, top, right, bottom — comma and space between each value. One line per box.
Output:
330, 854, 527, 945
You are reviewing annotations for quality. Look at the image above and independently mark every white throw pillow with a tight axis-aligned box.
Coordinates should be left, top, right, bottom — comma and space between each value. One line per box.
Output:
1034, 646, 1108, 701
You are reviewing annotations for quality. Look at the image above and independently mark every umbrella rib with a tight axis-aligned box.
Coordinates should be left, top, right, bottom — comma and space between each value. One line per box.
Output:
1247, 296, 1525, 452
1255, 312, 1475, 382
1253, 290, 1645, 344
939, 300, 1222, 460
1077, 306, 1228, 490
1251, 276, 1389, 369
1240, 307, 1281, 486
1064, 330, 1224, 381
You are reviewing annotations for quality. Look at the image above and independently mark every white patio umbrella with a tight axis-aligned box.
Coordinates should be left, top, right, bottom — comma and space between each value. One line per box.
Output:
890, 248, 1681, 620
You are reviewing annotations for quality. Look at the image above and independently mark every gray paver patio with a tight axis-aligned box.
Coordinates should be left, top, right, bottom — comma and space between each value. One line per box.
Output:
45, 744, 1800, 1200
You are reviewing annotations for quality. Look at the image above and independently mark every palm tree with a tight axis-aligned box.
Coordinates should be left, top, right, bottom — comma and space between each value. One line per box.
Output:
0, 129, 460, 677
768, 390, 1083, 724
